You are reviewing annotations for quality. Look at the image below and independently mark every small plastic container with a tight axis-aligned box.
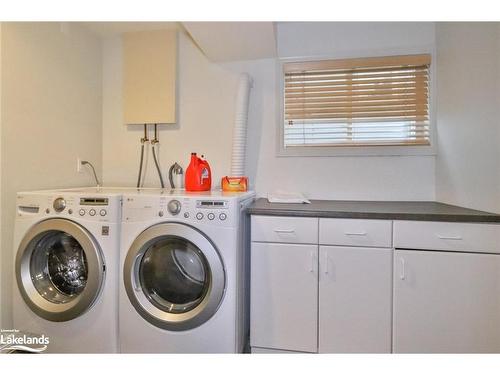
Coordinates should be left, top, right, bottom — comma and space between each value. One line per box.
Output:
221, 176, 248, 192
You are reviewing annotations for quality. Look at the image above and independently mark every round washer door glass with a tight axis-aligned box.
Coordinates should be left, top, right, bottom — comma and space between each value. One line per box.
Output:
124, 223, 225, 331
30, 231, 88, 304
140, 237, 210, 314
16, 219, 105, 322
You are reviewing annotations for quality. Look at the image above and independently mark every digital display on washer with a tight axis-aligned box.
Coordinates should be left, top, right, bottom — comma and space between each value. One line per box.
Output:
196, 200, 227, 208
80, 197, 109, 206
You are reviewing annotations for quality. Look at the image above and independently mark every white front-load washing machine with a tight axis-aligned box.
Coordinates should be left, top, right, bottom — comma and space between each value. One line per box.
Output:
119, 189, 255, 353
12, 188, 122, 353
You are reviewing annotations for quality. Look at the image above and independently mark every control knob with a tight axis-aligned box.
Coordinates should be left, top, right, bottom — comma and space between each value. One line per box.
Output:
53, 197, 66, 213
167, 199, 182, 215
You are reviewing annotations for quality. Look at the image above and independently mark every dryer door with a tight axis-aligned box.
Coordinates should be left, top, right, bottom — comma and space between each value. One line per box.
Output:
16, 219, 105, 322
124, 223, 225, 331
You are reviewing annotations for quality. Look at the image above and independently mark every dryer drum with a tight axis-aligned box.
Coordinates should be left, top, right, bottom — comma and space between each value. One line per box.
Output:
124, 222, 226, 331
139, 237, 210, 314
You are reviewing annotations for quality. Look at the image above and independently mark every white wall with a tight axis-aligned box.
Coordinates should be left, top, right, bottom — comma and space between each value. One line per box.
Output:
435, 23, 500, 213
277, 22, 436, 58
103, 24, 437, 201
0, 22, 103, 328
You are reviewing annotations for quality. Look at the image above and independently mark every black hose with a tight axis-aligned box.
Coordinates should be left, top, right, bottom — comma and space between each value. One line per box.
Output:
152, 145, 165, 189
136, 143, 144, 188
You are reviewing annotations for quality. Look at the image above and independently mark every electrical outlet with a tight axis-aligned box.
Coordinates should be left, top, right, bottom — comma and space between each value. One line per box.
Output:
77, 157, 83, 173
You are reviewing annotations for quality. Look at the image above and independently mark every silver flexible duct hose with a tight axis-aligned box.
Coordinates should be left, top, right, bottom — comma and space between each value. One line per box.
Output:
231, 73, 253, 176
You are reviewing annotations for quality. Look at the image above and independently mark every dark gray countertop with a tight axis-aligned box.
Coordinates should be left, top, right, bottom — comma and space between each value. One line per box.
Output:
247, 198, 500, 223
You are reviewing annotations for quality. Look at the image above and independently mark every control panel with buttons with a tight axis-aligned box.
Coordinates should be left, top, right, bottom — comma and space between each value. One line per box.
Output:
121, 195, 246, 227
53, 195, 113, 221
16, 192, 121, 224
180, 199, 232, 224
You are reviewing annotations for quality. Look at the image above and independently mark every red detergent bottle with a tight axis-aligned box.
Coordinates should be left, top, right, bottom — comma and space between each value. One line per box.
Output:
185, 153, 212, 191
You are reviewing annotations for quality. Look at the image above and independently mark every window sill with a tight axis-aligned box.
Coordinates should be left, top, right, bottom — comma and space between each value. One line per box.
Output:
277, 144, 437, 157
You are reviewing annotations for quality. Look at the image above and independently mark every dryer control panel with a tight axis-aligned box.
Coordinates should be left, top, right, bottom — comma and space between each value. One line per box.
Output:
191, 200, 229, 222
123, 195, 239, 228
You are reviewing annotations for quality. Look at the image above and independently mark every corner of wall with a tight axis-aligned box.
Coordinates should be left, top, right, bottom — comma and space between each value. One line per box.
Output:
0, 23, 104, 331
434, 22, 500, 213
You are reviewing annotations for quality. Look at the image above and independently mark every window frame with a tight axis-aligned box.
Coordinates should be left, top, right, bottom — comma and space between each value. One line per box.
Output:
276, 50, 437, 157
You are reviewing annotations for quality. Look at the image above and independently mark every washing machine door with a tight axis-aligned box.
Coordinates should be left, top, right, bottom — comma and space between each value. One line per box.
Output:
16, 219, 105, 322
124, 223, 225, 331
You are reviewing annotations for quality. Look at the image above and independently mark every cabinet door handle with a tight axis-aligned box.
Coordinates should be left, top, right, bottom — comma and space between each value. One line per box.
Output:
324, 252, 329, 274
437, 235, 463, 240
274, 229, 295, 234
345, 232, 367, 236
400, 258, 406, 280
310, 251, 315, 273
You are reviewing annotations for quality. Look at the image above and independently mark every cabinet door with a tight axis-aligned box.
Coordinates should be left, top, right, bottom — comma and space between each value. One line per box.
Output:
319, 246, 392, 353
394, 250, 500, 353
250, 242, 318, 353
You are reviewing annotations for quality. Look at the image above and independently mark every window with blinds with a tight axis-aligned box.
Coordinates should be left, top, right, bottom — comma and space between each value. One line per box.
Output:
283, 54, 431, 147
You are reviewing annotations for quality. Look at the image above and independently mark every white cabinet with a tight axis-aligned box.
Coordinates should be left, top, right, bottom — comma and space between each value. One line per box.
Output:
319, 246, 392, 353
251, 214, 500, 354
250, 216, 393, 353
250, 242, 318, 353
393, 249, 500, 353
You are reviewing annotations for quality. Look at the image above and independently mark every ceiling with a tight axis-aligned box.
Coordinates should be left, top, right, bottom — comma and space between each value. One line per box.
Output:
81, 22, 180, 37
80, 21, 277, 62
183, 22, 277, 62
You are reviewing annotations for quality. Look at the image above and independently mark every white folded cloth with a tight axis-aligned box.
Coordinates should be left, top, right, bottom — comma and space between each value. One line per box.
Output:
267, 190, 311, 204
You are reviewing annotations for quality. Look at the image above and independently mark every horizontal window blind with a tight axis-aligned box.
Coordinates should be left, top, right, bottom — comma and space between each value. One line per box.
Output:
283, 54, 431, 147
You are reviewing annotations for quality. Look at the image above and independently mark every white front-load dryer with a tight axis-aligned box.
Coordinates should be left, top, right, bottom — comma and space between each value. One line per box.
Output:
12, 189, 121, 353
119, 189, 254, 353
